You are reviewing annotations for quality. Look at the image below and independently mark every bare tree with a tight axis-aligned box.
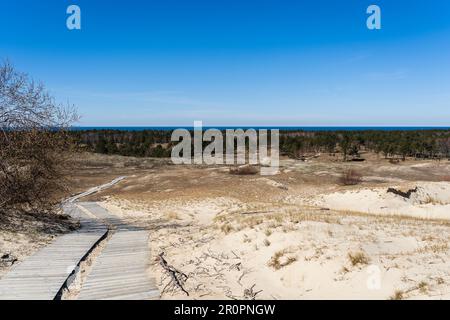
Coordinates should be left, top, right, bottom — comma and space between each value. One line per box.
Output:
0, 61, 78, 214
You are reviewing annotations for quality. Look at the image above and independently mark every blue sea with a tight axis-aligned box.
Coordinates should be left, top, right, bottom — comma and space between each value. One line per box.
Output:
71, 126, 450, 132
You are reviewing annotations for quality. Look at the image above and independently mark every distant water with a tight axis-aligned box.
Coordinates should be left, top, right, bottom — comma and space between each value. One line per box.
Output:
71, 126, 450, 132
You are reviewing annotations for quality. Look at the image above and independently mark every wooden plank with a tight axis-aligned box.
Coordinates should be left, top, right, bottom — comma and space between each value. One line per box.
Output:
78, 230, 160, 300
78, 202, 134, 230
78, 202, 117, 222
65, 177, 126, 203
0, 204, 107, 300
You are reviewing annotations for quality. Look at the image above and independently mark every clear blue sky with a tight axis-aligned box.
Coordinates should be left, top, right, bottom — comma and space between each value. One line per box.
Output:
1, 0, 450, 126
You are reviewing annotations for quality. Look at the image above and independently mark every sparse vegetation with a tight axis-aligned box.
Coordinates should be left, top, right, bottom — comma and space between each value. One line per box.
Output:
418, 281, 428, 294
416, 242, 449, 254
347, 251, 370, 266
268, 250, 297, 270
340, 266, 350, 274
390, 290, 405, 300
220, 223, 234, 235
229, 165, 259, 175
339, 170, 363, 186
421, 195, 445, 205
389, 158, 400, 164
214, 208, 344, 234
166, 211, 180, 220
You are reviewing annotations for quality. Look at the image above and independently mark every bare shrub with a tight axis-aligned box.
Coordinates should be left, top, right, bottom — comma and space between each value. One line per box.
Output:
0, 61, 78, 215
389, 158, 400, 164
339, 169, 362, 186
229, 165, 259, 175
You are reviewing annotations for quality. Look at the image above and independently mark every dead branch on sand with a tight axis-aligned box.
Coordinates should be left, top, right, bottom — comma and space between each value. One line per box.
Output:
243, 284, 263, 300
158, 252, 189, 296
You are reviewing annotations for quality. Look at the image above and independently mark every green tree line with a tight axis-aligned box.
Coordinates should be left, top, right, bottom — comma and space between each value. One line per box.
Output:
71, 129, 450, 161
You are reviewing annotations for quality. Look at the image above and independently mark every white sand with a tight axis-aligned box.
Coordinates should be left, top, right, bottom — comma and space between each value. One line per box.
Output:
102, 195, 450, 300
314, 182, 450, 220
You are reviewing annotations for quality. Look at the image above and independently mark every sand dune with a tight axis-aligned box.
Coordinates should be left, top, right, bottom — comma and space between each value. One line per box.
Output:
315, 182, 450, 220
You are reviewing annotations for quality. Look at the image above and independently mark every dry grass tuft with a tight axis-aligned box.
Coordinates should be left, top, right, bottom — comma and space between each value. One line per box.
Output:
268, 250, 297, 270
390, 290, 404, 300
347, 251, 370, 266
165, 211, 180, 220
421, 195, 445, 205
220, 223, 234, 234
418, 281, 428, 294
416, 242, 449, 254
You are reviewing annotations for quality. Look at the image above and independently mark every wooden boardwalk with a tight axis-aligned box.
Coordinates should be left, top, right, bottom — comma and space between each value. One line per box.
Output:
65, 177, 126, 203
77, 202, 159, 300
78, 202, 132, 230
0, 187, 159, 300
0, 204, 107, 300
78, 230, 159, 300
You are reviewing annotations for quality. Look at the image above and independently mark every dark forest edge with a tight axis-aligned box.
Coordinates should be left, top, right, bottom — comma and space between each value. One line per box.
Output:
71, 129, 450, 161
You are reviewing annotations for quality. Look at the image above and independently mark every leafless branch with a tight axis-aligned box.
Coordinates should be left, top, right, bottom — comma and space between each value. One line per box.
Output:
0, 60, 78, 215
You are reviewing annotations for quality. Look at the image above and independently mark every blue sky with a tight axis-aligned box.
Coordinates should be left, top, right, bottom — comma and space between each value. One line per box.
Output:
1, 0, 450, 126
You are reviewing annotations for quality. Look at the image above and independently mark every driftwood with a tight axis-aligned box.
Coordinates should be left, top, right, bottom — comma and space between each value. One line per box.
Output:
243, 284, 263, 300
387, 187, 418, 199
158, 252, 189, 296
229, 262, 242, 272
237, 268, 253, 286
240, 211, 273, 215
0, 253, 17, 267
